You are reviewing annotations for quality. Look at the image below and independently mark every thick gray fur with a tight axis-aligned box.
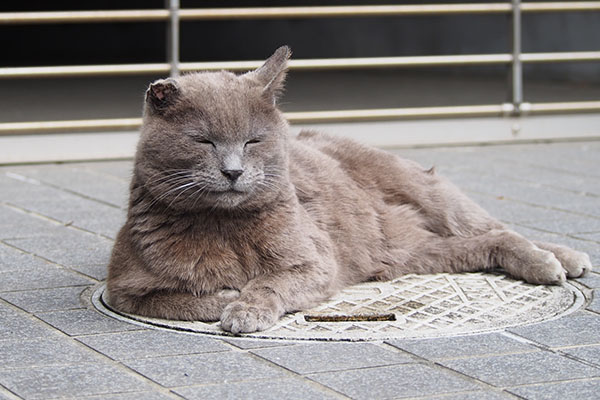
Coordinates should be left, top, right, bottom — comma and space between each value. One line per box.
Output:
107, 46, 592, 333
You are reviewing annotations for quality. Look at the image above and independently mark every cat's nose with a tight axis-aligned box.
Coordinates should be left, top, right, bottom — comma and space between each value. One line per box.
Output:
221, 168, 244, 182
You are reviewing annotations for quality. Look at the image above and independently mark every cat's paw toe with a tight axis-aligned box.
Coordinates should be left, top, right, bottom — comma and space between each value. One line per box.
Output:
522, 250, 566, 285
220, 301, 277, 334
559, 250, 592, 279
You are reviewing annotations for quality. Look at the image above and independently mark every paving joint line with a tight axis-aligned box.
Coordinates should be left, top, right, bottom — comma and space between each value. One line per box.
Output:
61, 335, 186, 399
3, 171, 124, 210
244, 349, 353, 399
513, 222, 600, 243
502, 329, 600, 370
1, 201, 117, 242
76, 163, 132, 184
474, 165, 600, 199
0, 384, 21, 400
0, 239, 102, 284
462, 189, 600, 220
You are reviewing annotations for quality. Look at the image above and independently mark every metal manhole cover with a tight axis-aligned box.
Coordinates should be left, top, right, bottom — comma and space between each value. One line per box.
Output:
92, 272, 583, 341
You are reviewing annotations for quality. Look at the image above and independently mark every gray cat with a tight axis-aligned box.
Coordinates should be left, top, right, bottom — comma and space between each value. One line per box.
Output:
107, 46, 591, 333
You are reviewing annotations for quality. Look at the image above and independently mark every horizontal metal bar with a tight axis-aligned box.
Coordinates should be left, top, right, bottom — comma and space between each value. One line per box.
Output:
520, 51, 600, 63
0, 55, 513, 78
2, 101, 599, 135
0, 5, 510, 24
183, 54, 514, 72
285, 105, 514, 123
0, 64, 171, 79
522, 101, 600, 113
520, 2, 600, 12
0, 10, 169, 24
2, 3, 600, 25
5, 51, 600, 79
0, 118, 143, 135
177, 4, 514, 20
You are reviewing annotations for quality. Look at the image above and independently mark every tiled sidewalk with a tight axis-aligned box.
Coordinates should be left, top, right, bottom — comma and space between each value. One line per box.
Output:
0, 141, 599, 399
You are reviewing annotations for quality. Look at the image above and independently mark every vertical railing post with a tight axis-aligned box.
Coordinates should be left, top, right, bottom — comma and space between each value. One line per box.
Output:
511, 0, 523, 115
166, 0, 180, 77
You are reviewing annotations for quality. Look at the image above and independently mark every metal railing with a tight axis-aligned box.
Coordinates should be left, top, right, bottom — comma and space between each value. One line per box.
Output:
1, 1, 599, 135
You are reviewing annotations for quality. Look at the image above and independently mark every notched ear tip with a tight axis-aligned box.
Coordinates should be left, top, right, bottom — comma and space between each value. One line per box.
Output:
146, 78, 180, 109
274, 45, 292, 63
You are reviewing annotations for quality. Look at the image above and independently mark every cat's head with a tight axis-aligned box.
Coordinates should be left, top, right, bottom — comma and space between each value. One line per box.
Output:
135, 46, 292, 212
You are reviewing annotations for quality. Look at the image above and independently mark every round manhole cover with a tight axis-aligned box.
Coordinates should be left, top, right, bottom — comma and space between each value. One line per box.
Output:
92, 272, 583, 341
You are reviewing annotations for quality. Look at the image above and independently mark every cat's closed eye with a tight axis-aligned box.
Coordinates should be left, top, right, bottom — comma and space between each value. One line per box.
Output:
245, 139, 261, 147
196, 139, 215, 147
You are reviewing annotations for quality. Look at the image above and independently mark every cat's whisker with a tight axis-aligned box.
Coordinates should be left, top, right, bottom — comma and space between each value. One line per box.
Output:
146, 169, 191, 184
151, 172, 194, 186
166, 181, 200, 209
189, 184, 211, 209
144, 177, 197, 212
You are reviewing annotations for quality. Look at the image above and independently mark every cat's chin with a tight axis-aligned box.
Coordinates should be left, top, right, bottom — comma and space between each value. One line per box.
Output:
202, 189, 250, 209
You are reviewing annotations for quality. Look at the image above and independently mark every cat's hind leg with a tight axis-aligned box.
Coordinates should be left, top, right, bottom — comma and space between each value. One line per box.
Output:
532, 241, 592, 278
393, 229, 567, 285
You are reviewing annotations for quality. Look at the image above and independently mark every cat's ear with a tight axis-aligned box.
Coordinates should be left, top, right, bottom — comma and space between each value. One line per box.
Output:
248, 46, 291, 105
145, 78, 180, 111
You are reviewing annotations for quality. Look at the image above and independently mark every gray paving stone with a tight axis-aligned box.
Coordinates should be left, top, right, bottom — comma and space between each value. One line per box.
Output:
439, 351, 600, 387
508, 312, 600, 347
588, 291, 600, 313
387, 332, 538, 360
0, 337, 99, 369
66, 209, 125, 239
223, 338, 295, 350
36, 309, 140, 336
508, 166, 600, 198
471, 152, 600, 198
5, 229, 113, 276
0, 204, 59, 239
0, 308, 61, 342
460, 178, 600, 217
0, 242, 52, 273
0, 265, 93, 292
2, 176, 125, 238
494, 142, 600, 176
422, 391, 515, 400
507, 378, 600, 400
576, 272, 600, 289
74, 263, 110, 281
76, 160, 133, 181
74, 392, 175, 400
125, 352, 287, 387
77, 329, 229, 360
0, 286, 88, 312
0, 389, 17, 400
560, 344, 600, 367
174, 378, 339, 400
0, 171, 45, 202
519, 216, 600, 235
0, 363, 153, 399
10, 165, 129, 208
251, 342, 412, 374
466, 194, 574, 225
307, 364, 481, 400
575, 232, 600, 243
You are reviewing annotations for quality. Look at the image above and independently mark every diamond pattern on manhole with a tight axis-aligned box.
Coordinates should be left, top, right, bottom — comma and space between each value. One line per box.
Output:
92, 272, 582, 341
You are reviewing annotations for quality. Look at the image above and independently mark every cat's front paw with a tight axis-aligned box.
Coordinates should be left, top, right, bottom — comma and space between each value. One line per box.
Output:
551, 248, 592, 278
521, 249, 566, 285
220, 301, 279, 334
